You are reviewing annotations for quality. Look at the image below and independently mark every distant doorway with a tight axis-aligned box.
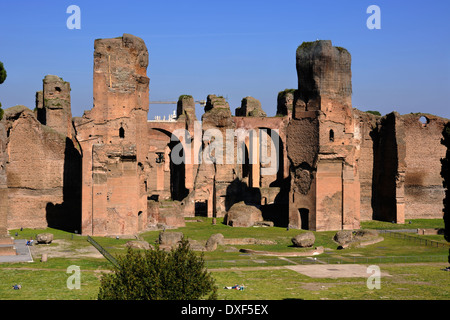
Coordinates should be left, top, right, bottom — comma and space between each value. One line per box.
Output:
195, 201, 208, 217
299, 208, 309, 230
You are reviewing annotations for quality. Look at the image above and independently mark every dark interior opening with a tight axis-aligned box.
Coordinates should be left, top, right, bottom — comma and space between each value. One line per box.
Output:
329, 129, 335, 142
299, 208, 309, 230
195, 201, 208, 217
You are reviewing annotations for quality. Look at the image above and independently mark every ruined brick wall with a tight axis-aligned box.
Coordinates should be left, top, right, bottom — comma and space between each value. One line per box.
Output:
353, 109, 379, 221
372, 112, 403, 223
287, 116, 319, 229
296, 40, 352, 113
289, 40, 359, 231
91, 144, 141, 235
371, 112, 447, 222
197, 95, 236, 218
75, 34, 150, 236
147, 128, 172, 200
3, 107, 69, 229
235, 96, 267, 117
40, 75, 73, 138
402, 114, 447, 219
0, 122, 7, 235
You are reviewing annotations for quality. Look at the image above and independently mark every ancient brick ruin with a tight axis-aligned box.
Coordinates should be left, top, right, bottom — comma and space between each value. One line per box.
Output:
0, 36, 447, 236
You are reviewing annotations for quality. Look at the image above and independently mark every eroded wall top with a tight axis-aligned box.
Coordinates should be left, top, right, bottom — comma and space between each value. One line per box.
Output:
296, 40, 352, 111
89, 33, 149, 122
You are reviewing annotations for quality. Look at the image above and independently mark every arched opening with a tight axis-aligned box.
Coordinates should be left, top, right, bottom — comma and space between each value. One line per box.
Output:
138, 211, 143, 230
329, 129, 335, 142
419, 116, 429, 127
119, 127, 125, 139
242, 143, 250, 179
259, 127, 284, 188
148, 128, 188, 202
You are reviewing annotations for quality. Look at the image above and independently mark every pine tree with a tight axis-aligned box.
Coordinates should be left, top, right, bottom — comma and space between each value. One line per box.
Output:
0, 61, 6, 85
0, 61, 6, 120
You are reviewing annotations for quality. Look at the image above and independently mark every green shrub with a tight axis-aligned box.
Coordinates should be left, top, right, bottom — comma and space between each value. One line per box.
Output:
365, 110, 382, 116
0, 61, 6, 85
178, 94, 193, 101
0, 106, 3, 121
97, 237, 217, 300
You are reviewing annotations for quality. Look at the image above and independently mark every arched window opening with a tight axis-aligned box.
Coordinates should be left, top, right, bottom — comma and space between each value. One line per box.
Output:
119, 127, 125, 139
419, 116, 429, 127
329, 129, 335, 142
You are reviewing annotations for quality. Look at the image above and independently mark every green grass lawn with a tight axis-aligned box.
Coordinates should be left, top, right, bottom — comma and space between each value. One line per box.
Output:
361, 218, 445, 230
1, 263, 448, 300
212, 264, 450, 300
0, 218, 448, 300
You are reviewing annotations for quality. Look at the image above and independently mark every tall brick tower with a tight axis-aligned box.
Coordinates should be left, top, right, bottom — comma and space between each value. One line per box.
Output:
288, 40, 360, 231
75, 34, 150, 236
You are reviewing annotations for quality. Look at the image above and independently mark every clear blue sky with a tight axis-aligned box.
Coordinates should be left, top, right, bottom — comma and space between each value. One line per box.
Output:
0, 0, 449, 120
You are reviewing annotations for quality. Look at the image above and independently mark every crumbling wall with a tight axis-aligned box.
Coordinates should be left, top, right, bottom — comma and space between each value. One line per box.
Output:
235, 96, 266, 117
402, 113, 447, 219
371, 112, 447, 222
296, 40, 352, 112
289, 40, 359, 231
3, 106, 76, 230
287, 116, 319, 229
90, 144, 141, 235
277, 89, 295, 118
198, 95, 236, 217
75, 34, 150, 236
0, 122, 7, 235
372, 112, 406, 223
39, 75, 73, 138
353, 109, 379, 220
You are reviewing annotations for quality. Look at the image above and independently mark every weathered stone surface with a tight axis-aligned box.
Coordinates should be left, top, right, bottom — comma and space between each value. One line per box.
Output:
177, 95, 197, 123
277, 89, 296, 117
205, 233, 224, 251
354, 229, 378, 240
235, 96, 266, 117
0, 246, 16, 256
202, 95, 235, 129
254, 221, 274, 227
36, 233, 53, 244
3, 106, 80, 231
296, 40, 352, 109
158, 232, 183, 246
147, 200, 160, 227
291, 232, 315, 247
225, 201, 263, 227
333, 230, 353, 245
223, 238, 276, 245
40, 75, 73, 138
76, 34, 150, 236
158, 213, 185, 228
333, 229, 382, 249
126, 240, 152, 250
1, 35, 448, 237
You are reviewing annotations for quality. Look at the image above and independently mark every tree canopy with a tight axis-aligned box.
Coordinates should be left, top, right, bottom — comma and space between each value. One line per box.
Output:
0, 61, 6, 85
